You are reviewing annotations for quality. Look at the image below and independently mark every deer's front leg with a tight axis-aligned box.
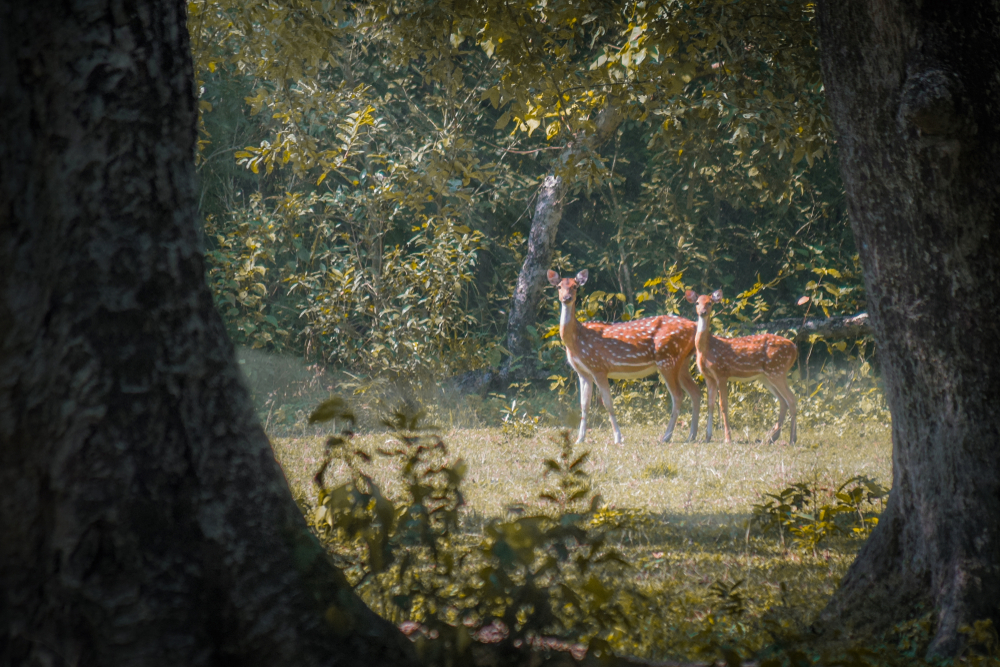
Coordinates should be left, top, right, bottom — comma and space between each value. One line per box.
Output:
718, 379, 733, 443
705, 379, 716, 442
577, 373, 594, 443
594, 375, 624, 445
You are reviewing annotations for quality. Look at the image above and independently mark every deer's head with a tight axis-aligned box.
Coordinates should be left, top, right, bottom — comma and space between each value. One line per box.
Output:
685, 289, 723, 319
548, 269, 588, 304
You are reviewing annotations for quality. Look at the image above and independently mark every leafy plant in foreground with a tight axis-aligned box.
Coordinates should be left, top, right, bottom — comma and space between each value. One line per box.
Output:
751, 476, 889, 555
307, 399, 632, 665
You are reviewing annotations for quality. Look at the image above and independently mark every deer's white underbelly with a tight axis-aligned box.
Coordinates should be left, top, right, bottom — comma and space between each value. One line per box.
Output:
729, 373, 766, 383
608, 365, 658, 380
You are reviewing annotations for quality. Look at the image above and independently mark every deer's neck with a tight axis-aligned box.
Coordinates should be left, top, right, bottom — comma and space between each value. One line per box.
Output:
694, 313, 712, 355
559, 300, 581, 348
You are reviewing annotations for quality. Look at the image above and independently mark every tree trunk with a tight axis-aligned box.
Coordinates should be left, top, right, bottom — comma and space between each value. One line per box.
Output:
0, 1, 415, 665
815, 2, 1000, 657
501, 107, 622, 383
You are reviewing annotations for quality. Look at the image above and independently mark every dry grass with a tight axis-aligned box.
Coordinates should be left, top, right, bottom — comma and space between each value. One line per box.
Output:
274, 422, 891, 520
271, 419, 892, 659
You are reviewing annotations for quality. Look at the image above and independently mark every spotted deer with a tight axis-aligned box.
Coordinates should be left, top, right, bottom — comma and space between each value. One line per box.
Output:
685, 289, 799, 445
548, 269, 701, 445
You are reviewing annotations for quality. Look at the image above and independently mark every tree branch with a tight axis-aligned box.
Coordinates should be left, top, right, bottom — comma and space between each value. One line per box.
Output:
739, 312, 871, 342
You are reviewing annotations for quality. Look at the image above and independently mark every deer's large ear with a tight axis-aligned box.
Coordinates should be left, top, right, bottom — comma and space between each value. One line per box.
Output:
711, 289, 723, 303
575, 269, 589, 285
547, 270, 561, 286
684, 290, 698, 303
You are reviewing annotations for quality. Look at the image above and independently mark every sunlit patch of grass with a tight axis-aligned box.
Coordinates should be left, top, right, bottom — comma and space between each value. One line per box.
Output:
643, 461, 679, 480
271, 413, 891, 662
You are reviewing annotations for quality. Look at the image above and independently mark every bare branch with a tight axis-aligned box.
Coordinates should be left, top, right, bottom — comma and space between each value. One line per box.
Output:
740, 312, 871, 342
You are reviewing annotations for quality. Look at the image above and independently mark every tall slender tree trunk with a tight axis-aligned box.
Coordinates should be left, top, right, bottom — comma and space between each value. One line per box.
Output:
815, 1, 1000, 657
0, 1, 415, 664
501, 107, 622, 383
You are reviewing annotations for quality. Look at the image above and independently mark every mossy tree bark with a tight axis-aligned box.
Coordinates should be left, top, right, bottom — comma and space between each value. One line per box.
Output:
0, 1, 415, 665
815, 1, 1000, 656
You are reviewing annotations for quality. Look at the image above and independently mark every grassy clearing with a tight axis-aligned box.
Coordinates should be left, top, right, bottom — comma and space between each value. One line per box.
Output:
275, 422, 891, 520
244, 344, 905, 660
272, 416, 892, 662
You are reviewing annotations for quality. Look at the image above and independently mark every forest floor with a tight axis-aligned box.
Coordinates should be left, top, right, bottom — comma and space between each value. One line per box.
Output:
271, 418, 893, 661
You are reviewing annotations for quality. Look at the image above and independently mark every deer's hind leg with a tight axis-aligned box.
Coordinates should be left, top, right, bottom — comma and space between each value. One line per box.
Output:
717, 379, 734, 443
766, 375, 797, 445
576, 372, 594, 443
758, 377, 787, 443
657, 361, 684, 443
679, 360, 701, 441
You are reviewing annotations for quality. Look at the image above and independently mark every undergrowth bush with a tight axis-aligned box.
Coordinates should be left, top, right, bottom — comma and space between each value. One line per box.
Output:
751, 476, 889, 555
307, 399, 632, 665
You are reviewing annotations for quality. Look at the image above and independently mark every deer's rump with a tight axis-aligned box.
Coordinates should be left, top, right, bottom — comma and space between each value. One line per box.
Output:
706, 334, 798, 377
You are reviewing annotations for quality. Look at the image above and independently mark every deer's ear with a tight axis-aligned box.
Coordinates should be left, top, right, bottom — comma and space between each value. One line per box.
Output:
547, 270, 561, 286
575, 269, 589, 286
711, 289, 724, 303
684, 290, 698, 303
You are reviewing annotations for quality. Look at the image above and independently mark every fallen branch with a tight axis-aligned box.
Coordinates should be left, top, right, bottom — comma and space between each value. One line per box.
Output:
738, 312, 871, 343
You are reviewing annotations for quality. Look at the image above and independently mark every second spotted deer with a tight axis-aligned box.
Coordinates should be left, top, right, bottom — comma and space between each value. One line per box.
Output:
686, 289, 799, 445
548, 269, 701, 445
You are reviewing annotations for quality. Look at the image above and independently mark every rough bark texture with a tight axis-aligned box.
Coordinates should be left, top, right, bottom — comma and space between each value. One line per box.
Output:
0, 1, 415, 665
815, 1, 1000, 656
501, 107, 622, 383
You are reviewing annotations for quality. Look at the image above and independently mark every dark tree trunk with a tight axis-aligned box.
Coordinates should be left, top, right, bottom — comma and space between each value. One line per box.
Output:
815, 1, 1000, 656
501, 107, 622, 383
0, 1, 415, 665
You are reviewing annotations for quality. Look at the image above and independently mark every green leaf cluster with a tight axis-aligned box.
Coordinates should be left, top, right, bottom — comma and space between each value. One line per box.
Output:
307, 409, 632, 663
751, 476, 889, 555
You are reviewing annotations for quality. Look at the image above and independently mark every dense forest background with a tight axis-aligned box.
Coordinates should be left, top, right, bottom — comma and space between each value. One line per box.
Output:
189, 0, 865, 401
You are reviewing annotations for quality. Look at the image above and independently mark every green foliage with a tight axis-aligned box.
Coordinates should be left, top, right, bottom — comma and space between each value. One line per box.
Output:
752, 476, 888, 555
307, 403, 632, 664
498, 398, 540, 440
189, 0, 869, 394
538, 432, 596, 512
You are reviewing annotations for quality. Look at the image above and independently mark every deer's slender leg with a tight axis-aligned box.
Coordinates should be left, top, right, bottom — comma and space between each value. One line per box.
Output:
679, 362, 701, 441
718, 378, 733, 443
594, 374, 624, 445
705, 379, 717, 442
758, 377, 787, 443
657, 362, 684, 443
577, 373, 594, 443
768, 374, 798, 445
